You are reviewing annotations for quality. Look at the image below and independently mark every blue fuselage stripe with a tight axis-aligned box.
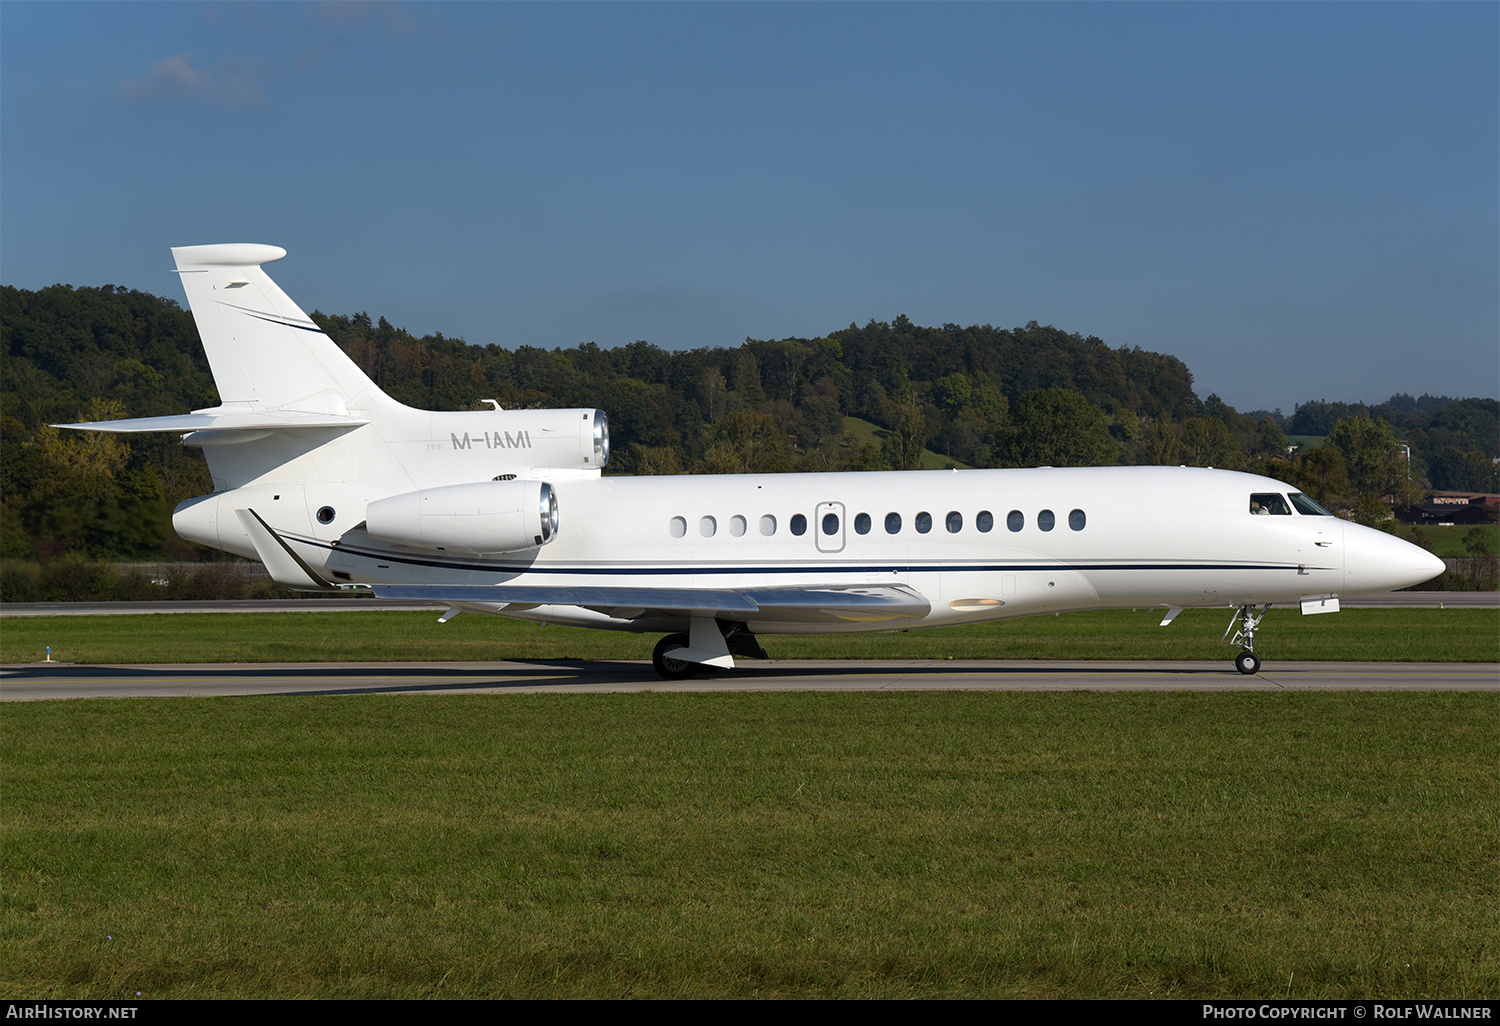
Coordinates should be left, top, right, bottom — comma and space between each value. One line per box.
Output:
305, 538, 1322, 576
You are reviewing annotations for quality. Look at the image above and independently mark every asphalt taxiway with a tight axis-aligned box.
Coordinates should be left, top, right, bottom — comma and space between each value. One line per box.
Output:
2, 658, 1494, 699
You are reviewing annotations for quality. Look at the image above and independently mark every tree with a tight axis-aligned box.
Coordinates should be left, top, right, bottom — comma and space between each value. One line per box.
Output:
1002, 389, 1116, 467
1288, 445, 1355, 515
1328, 415, 1422, 515
695, 411, 791, 474
797, 377, 844, 447
1178, 417, 1239, 469
881, 398, 930, 471
1429, 446, 1500, 493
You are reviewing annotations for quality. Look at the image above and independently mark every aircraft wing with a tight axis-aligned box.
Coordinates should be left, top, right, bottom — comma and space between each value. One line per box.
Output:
736, 585, 931, 622
372, 583, 930, 623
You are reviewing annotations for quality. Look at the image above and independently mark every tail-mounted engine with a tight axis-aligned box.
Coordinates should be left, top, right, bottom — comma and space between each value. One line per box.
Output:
366, 479, 559, 554
432, 408, 609, 472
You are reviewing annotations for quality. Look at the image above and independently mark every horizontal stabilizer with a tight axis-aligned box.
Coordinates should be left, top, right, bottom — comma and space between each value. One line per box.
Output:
54, 409, 369, 434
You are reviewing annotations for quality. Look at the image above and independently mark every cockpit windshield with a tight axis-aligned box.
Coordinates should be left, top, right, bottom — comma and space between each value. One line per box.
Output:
1289, 492, 1332, 516
1249, 493, 1292, 515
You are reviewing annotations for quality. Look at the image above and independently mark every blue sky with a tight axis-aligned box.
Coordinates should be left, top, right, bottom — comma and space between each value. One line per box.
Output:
3, 1, 1495, 415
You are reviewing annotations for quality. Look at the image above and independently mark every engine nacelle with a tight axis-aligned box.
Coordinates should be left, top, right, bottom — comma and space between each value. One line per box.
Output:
365, 480, 559, 554
429, 408, 609, 472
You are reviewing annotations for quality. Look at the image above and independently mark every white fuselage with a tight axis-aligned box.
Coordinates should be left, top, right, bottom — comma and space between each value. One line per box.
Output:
176, 462, 1439, 635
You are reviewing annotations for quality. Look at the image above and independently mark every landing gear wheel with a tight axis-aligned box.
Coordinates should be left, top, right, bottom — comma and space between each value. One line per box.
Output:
1225, 606, 1269, 676
652, 633, 698, 680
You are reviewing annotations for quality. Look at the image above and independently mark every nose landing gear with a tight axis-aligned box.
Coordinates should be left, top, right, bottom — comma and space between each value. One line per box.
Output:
1225, 605, 1269, 675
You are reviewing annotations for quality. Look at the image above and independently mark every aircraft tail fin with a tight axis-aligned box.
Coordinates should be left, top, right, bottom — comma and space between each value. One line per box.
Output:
171, 244, 388, 415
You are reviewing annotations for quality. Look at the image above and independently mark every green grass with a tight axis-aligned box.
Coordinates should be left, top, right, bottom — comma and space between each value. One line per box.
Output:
841, 416, 971, 469
3, 607, 1496, 665
1414, 524, 1499, 558
3, 692, 1494, 998
1285, 435, 1326, 450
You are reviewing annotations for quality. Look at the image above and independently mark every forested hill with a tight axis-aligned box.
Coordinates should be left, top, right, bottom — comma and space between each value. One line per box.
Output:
3, 283, 1496, 561
314, 308, 1201, 468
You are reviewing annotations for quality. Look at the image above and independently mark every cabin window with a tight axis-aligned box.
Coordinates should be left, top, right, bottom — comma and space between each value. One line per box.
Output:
317, 506, 336, 524
946, 511, 963, 533
699, 516, 717, 538
855, 512, 872, 535
1069, 509, 1086, 531
1007, 510, 1023, 532
885, 512, 902, 534
669, 516, 687, 538
1289, 493, 1332, 516
822, 512, 840, 536
759, 514, 777, 536
1038, 509, 1055, 532
1249, 493, 1292, 516
916, 512, 933, 534
729, 515, 747, 537
977, 510, 994, 533
791, 514, 807, 536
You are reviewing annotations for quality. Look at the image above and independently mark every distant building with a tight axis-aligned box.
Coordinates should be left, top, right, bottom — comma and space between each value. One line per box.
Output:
1401, 491, 1500, 526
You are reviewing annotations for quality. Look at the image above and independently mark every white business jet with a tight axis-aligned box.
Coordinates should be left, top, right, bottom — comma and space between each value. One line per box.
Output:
59, 245, 1445, 678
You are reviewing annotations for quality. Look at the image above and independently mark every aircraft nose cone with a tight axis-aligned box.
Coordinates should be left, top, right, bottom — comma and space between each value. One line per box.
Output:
1419, 547, 1447, 582
1343, 523, 1448, 595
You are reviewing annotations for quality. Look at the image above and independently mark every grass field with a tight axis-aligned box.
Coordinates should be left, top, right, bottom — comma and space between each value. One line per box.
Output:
1285, 435, 1327, 450
3, 691, 1494, 999
841, 416, 972, 470
3, 607, 1496, 665
1415, 524, 1498, 558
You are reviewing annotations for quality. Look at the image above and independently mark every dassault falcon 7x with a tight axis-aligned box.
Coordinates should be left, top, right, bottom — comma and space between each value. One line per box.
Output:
59, 245, 1445, 678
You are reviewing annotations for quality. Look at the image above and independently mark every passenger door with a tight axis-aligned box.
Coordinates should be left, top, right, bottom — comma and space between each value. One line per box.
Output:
815, 501, 846, 554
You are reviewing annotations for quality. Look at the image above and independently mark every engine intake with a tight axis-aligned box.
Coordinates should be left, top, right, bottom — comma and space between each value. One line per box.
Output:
365, 480, 558, 554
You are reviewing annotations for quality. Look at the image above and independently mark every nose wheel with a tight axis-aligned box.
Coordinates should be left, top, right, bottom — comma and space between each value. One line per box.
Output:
1224, 605, 1269, 675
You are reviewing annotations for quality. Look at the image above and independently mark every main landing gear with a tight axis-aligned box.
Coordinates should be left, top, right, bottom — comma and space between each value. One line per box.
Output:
652, 633, 697, 680
650, 622, 768, 680
1224, 605, 1268, 675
